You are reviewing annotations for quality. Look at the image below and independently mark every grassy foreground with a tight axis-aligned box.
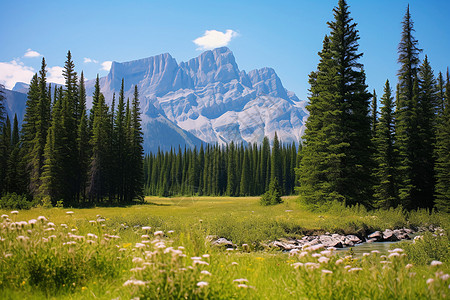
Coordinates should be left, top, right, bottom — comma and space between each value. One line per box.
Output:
0, 196, 449, 299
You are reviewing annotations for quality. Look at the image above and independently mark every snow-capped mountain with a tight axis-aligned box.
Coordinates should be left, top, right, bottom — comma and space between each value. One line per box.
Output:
85, 47, 308, 151
3, 47, 308, 153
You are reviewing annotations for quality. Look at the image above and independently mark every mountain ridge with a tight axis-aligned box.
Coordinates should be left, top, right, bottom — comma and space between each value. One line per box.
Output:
3, 47, 308, 152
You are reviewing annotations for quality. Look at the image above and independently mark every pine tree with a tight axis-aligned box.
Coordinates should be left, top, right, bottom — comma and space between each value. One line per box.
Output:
27, 59, 51, 197
6, 115, 23, 194
87, 93, 109, 202
271, 132, 283, 193
226, 142, 236, 196
114, 79, 127, 202
371, 90, 378, 137
415, 55, 438, 208
0, 84, 5, 125
130, 85, 144, 201
373, 80, 399, 208
239, 149, 250, 196
0, 115, 11, 194
434, 70, 450, 212
396, 5, 422, 209
298, 0, 372, 207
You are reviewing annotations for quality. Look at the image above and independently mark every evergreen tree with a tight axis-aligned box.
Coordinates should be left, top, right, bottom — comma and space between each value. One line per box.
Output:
6, 115, 23, 194
0, 115, 11, 194
271, 132, 283, 193
415, 55, 438, 208
298, 0, 372, 207
396, 5, 422, 209
226, 142, 236, 196
373, 80, 399, 208
114, 79, 127, 202
87, 94, 109, 202
129, 85, 144, 201
260, 177, 283, 206
27, 59, 51, 196
0, 84, 5, 125
371, 90, 378, 137
239, 149, 250, 196
434, 70, 450, 212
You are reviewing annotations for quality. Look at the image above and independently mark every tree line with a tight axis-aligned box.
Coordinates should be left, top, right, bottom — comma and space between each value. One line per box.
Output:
144, 134, 299, 197
0, 51, 144, 207
298, 0, 449, 212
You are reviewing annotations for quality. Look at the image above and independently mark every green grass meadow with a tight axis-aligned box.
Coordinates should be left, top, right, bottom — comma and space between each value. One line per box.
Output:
0, 196, 448, 299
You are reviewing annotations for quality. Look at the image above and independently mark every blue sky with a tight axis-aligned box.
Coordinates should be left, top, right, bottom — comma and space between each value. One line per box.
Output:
1, 0, 449, 101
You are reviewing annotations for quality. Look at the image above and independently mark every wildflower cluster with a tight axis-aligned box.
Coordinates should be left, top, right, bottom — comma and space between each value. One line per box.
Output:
289, 245, 449, 299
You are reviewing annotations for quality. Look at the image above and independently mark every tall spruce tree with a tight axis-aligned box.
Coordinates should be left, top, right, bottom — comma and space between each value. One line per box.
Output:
298, 0, 372, 207
434, 70, 450, 212
0, 115, 11, 194
114, 79, 127, 202
373, 80, 399, 208
396, 5, 422, 209
130, 85, 144, 201
415, 55, 438, 208
371, 90, 378, 137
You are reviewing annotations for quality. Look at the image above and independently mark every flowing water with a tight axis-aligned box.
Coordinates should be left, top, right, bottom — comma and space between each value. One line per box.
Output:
336, 236, 417, 258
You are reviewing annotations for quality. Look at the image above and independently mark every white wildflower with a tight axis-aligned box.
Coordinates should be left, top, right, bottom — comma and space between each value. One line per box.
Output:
233, 278, 249, 283
154, 231, 164, 237
318, 256, 330, 264
322, 269, 333, 274
292, 262, 304, 269
348, 267, 363, 273
142, 226, 151, 231
201, 270, 212, 276
196, 281, 208, 287
123, 279, 146, 287
405, 264, 413, 269
66, 211, 74, 215
440, 274, 449, 281
132, 257, 144, 264
237, 284, 248, 288
426, 278, 435, 285
388, 252, 400, 258
335, 259, 344, 265
431, 260, 443, 267
11, 211, 19, 215
87, 233, 98, 239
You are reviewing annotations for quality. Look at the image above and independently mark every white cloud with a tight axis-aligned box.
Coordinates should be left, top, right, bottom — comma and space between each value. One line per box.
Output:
101, 61, 112, 71
84, 57, 98, 64
0, 60, 35, 89
47, 66, 65, 85
193, 29, 238, 50
24, 48, 41, 58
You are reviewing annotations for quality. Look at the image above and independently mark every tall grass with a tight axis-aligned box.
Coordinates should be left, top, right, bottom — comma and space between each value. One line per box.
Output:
0, 197, 448, 299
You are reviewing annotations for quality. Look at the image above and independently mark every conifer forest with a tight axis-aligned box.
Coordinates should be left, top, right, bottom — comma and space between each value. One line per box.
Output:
0, 0, 449, 213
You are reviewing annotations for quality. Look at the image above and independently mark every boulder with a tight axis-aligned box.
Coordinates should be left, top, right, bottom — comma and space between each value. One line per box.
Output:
344, 235, 362, 246
367, 231, 383, 241
273, 241, 298, 250
319, 235, 343, 248
383, 229, 399, 242
366, 238, 378, 243
210, 237, 236, 248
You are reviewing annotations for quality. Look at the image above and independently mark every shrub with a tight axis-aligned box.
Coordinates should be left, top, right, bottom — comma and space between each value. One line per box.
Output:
260, 178, 283, 206
0, 193, 36, 210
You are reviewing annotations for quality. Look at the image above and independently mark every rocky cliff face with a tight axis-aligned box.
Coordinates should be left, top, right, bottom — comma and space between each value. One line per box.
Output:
85, 47, 308, 152
4, 48, 308, 153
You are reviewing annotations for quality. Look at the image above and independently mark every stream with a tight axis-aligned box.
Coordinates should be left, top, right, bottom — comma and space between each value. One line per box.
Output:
336, 236, 417, 258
